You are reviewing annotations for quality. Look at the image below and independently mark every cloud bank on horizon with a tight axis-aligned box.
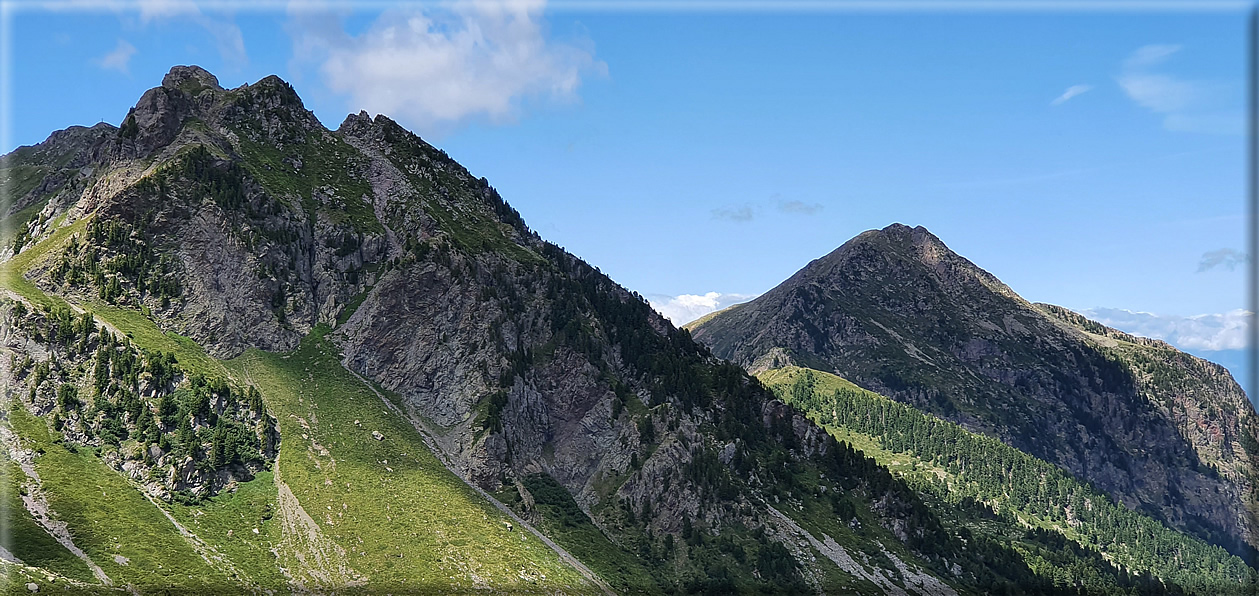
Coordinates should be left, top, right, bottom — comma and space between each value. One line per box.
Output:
1076, 307, 1251, 352
649, 292, 757, 325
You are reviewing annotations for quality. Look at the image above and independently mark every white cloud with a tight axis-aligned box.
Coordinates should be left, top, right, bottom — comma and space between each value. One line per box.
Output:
289, 0, 605, 136
136, 0, 200, 22
1050, 84, 1092, 106
199, 16, 247, 66
1116, 74, 1197, 113
1116, 44, 1239, 135
1122, 43, 1181, 70
712, 196, 823, 222
96, 39, 137, 74
1076, 307, 1252, 352
648, 292, 758, 325
1162, 112, 1245, 136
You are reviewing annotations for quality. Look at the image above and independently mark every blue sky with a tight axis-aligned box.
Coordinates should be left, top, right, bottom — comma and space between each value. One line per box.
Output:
2, 1, 1253, 393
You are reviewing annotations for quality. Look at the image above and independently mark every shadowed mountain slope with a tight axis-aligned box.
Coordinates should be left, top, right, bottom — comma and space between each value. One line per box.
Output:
689, 223, 1259, 560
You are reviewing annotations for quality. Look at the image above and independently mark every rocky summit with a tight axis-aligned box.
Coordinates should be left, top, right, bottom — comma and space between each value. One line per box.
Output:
1, 67, 1255, 594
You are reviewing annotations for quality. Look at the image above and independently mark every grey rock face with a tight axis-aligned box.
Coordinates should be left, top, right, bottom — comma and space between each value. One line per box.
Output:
162, 65, 222, 91
13, 67, 393, 358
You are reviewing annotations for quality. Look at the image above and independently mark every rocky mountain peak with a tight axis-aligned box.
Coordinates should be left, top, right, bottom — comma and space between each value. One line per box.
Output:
160, 65, 222, 93
779, 222, 1018, 308
249, 74, 305, 107
336, 110, 384, 142
338, 110, 373, 131
831, 223, 953, 266
125, 67, 220, 156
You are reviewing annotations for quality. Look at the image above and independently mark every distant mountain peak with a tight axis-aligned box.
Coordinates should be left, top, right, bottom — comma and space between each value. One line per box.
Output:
690, 224, 1259, 556
776, 222, 1020, 311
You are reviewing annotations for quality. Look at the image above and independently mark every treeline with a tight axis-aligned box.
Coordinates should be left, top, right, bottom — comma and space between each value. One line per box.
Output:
777, 368, 1254, 593
5, 299, 277, 500
50, 217, 181, 307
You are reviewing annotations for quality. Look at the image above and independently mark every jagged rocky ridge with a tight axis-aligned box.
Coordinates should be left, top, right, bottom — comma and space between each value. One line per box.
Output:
688, 223, 1259, 559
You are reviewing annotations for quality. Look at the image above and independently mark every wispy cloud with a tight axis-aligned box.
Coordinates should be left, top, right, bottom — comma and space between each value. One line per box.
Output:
96, 39, 137, 74
136, 0, 200, 22
1198, 248, 1250, 272
1118, 73, 1197, 112
713, 195, 823, 222
62, 0, 247, 66
288, 0, 605, 137
1077, 307, 1251, 352
776, 199, 823, 215
1116, 44, 1241, 135
1050, 84, 1092, 106
711, 205, 756, 222
648, 292, 757, 325
1122, 43, 1182, 70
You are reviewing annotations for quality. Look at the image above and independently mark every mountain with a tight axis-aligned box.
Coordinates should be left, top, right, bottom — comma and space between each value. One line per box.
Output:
688, 223, 1259, 561
4, 66, 1255, 595
0, 65, 1184, 595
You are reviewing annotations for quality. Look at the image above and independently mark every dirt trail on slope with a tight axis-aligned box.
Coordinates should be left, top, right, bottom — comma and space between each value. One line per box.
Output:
343, 366, 616, 596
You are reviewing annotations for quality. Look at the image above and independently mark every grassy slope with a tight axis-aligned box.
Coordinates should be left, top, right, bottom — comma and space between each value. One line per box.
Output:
0, 214, 225, 379
680, 302, 745, 332
2, 218, 243, 593
166, 471, 289, 590
0, 217, 88, 310
2, 220, 594, 593
495, 474, 661, 595
758, 365, 1255, 591
0, 459, 95, 585
0, 161, 50, 246
226, 326, 594, 593
6, 406, 237, 593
